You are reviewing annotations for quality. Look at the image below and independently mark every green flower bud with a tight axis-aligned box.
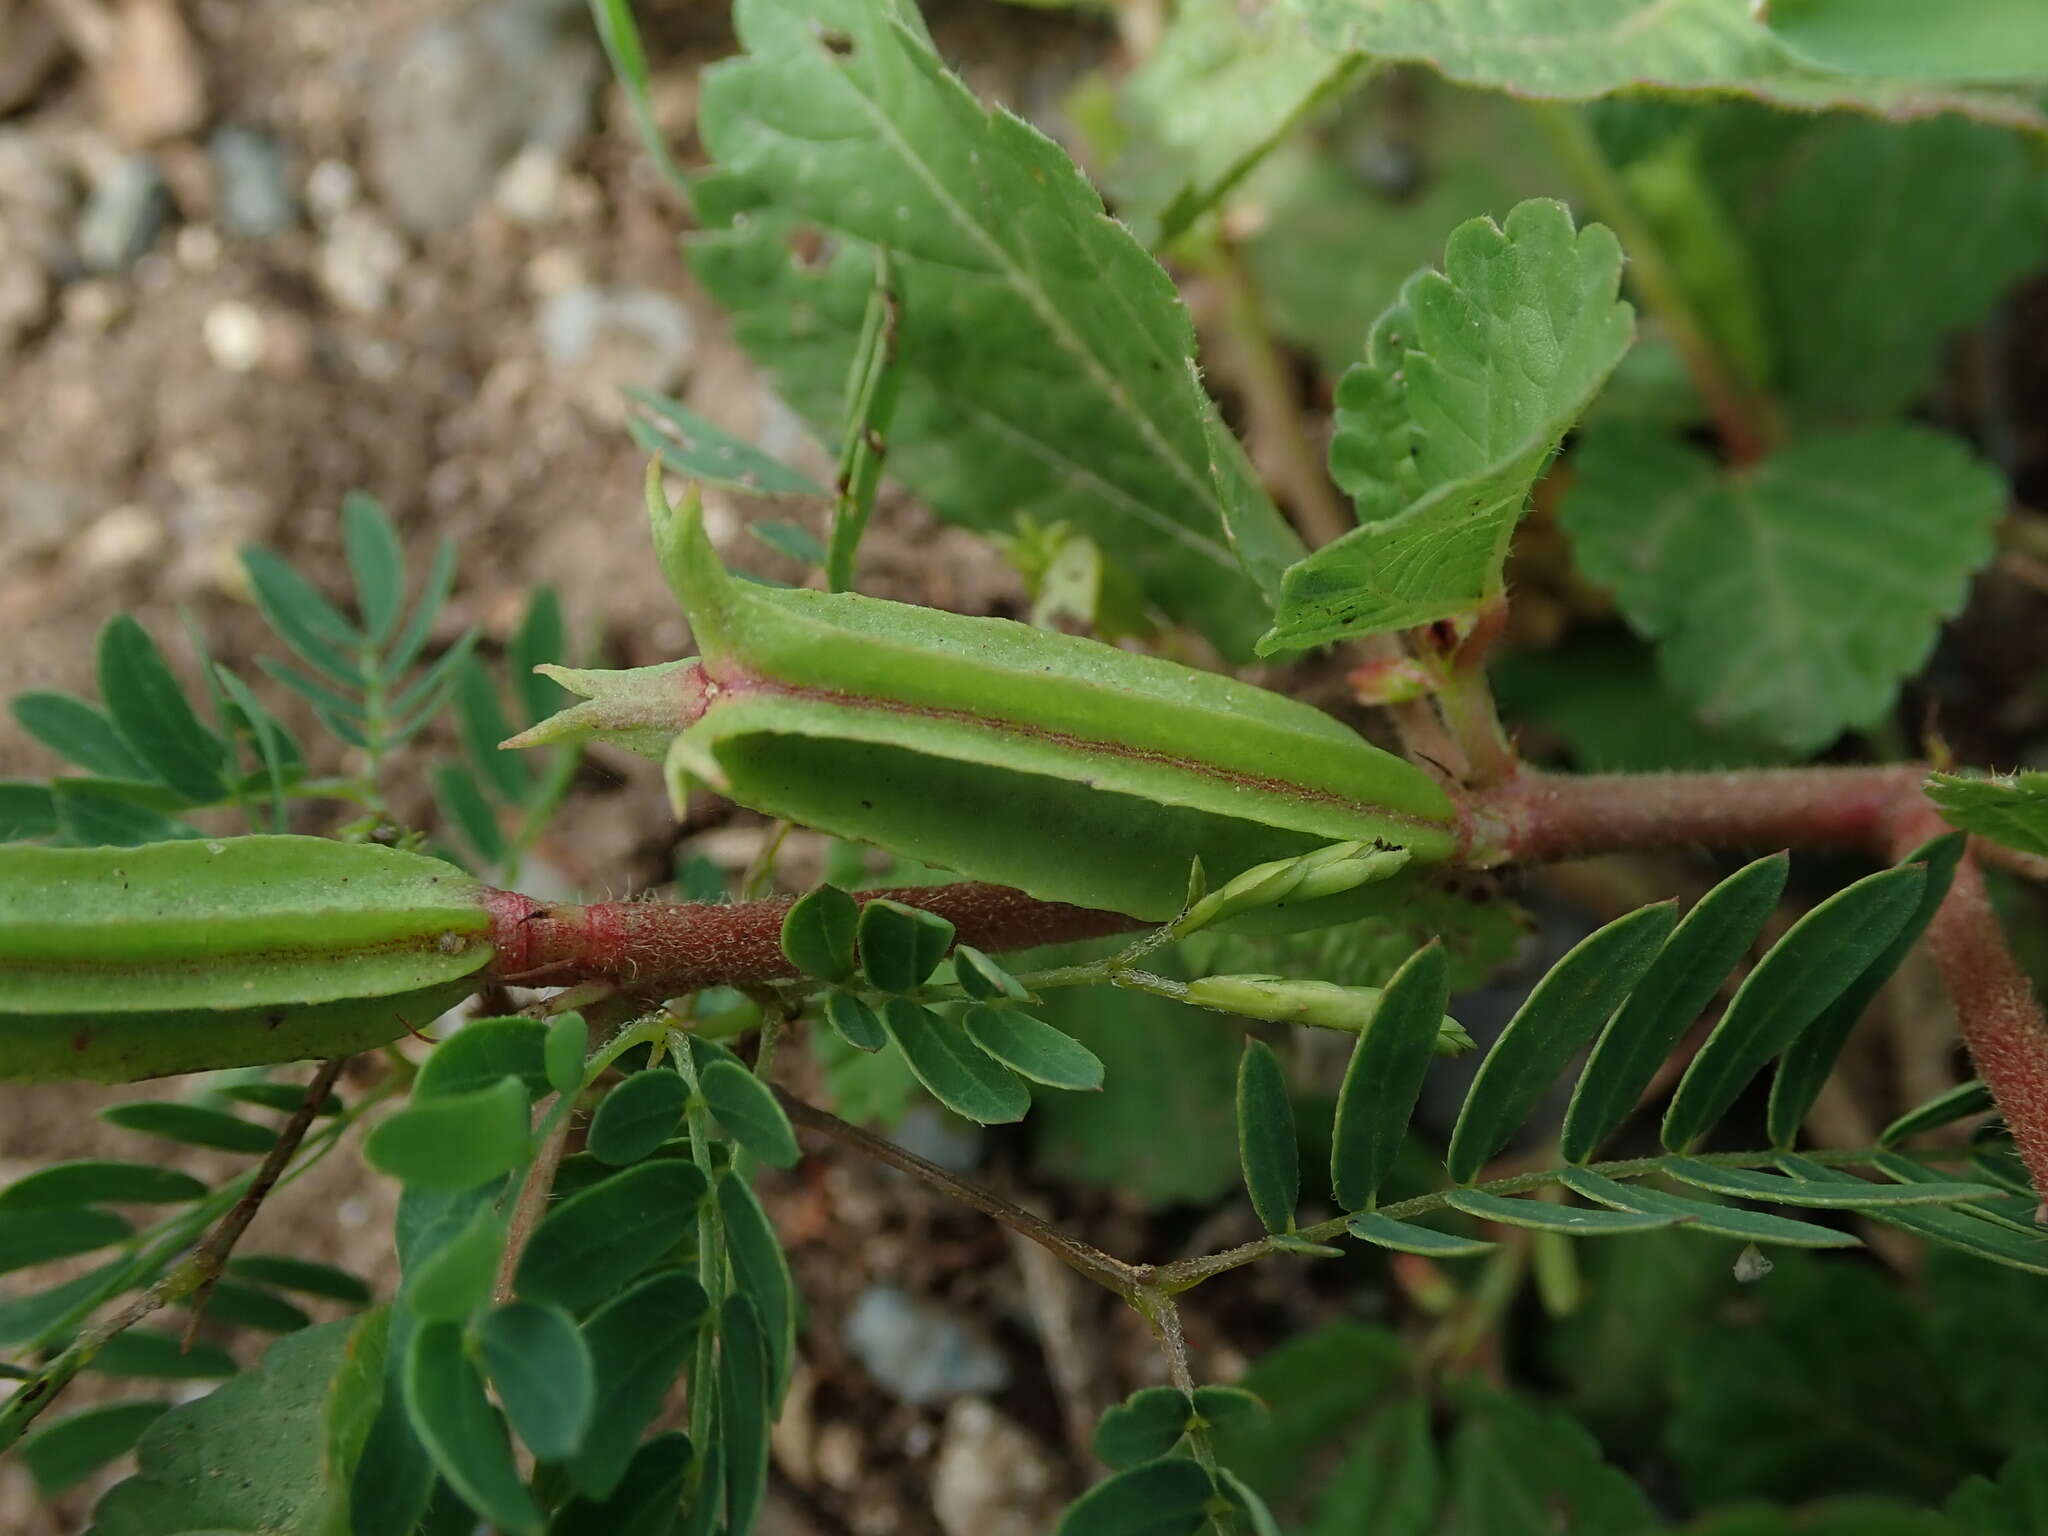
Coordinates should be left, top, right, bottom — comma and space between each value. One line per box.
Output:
1183, 974, 1471, 1055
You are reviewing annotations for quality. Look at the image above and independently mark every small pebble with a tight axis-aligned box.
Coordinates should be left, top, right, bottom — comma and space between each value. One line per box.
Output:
318, 207, 408, 315
210, 124, 298, 237
203, 299, 265, 373
77, 154, 172, 273
843, 1286, 1011, 1407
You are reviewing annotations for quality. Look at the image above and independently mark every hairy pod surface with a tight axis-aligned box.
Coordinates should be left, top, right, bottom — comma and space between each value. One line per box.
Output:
0, 837, 491, 1082
515, 481, 1459, 924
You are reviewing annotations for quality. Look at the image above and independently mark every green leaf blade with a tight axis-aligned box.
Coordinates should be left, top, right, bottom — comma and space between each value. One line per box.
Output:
1558, 1167, 1856, 1248
1331, 941, 1451, 1211
1237, 1037, 1299, 1234
571, 1269, 708, 1501
95, 617, 227, 804
781, 883, 859, 982
364, 1076, 533, 1191
516, 1160, 709, 1314
404, 1320, 544, 1536
1346, 1210, 1496, 1258
11, 692, 152, 779
1055, 1456, 1215, 1536
879, 998, 1029, 1125
1447, 901, 1677, 1184
1092, 1387, 1193, 1470
478, 1301, 595, 1462
589, 1068, 691, 1166
342, 491, 406, 647
700, 1058, 801, 1168
1929, 770, 2048, 859
963, 1005, 1105, 1091
1446, 1189, 1677, 1235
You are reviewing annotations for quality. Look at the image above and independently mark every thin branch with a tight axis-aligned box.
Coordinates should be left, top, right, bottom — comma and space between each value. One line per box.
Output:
494, 1106, 573, 1305
180, 1057, 350, 1346
773, 1087, 1143, 1298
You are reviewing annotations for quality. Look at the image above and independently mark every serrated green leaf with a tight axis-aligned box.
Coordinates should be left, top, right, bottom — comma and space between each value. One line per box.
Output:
1663, 866, 1925, 1151
857, 898, 954, 995
405, 1320, 543, 1535
99, 1100, 276, 1155
1092, 1386, 1193, 1470
1260, 199, 1632, 653
692, 0, 1304, 657
963, 1005, 1104, 1091
1346, 1211, 1496, 1257
1767, 0, 2048, 83
343, 492, 406, 647
418, 1018, 550, 1102
1660, 1156, 1995, 1208
225, 1253, 371, 1305
718, 1172, 797, 1393
479, 1301, 594, 1462
1742, 115, 2048, 420
1237, 1038, 1299, 1234
952, 945, 1028, 1003
12, 692, 151, 779
240, 547, 364, 685
192, 1280, 310, 1335
1558, 1167, 1855, 1248
22, 1400, 169, 1494
1293, 0, 2048, 123
366, 1076, 532, 1190
1448, 902, 1676, 1183
782, 884, 858, 981
89, 1329, 237, 1380
1769, 835, 1964, 1145
1561, 423, 2004, 753
1929, 770, 2048, 859
879, 997, 1029, 1125
1562, 854, 1787, 1163
0, 1207, 130, 1274
517, 1160, 708, 1313
403, 1200, 508, 1324
626, 388, 828, 497
717, 1292, 771, 1536
1331, 942, 1451, 1211
570, 1269, 708, 1501
96, 617, 228, 804
590, 1069, 690, 1167
0, 1160, 207, 1210
551, 1431, 695, 1536
1447, 1189, 1677, 1235
1883, 1080, 1995, 1147
823, 988, 887, 1052
544, 1010, 588, 1098
1056, 1456, 1215, 1536
700, 1058, 800, 1168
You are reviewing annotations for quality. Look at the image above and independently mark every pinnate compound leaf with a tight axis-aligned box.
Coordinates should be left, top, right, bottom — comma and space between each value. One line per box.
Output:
692, 0, 1303, 657
86, 1321, 363, 1536
1347, 1211, 1495, 1257
478, 1301, 594, 1462
11, 692, 150, 779
364, 1076, 533, 1191
1447, 903, 1675, 1183
1293, 0, 2048, 124
405, 1320, 543, 1535
701, 1059, 801, 1168
880, 997, 1030, 1125
239, 548, 363, 686
626, 387, 828, 497
0, 1160, 206, 1210
1056, 1457, 1215, 1536
1558, 1167, 1855, 1248
1237, 1038, 1299, 1234
1562, 853, 1788, 1163
22, 1401, 169, 1493
1260, 199, 1632, 653
1560, 423, 2005, 753
1661, 1156, 1996, 1209
1663, 866, 1926, 1151
516, 1159, 709, 1313
589, 1068, 690, 1166
1093, 1387, 1193, 1470
781, 884, 859, 981
96, 617, 228, 804
857, 898, 954, 995
571, 1270, 709, 1501
1331, 942, 1450, 1211
1769, 833, 1964, 1145
1929, 770, 2048, 859
99, 1100, 276, 1155
963, 1005, 1104, 1091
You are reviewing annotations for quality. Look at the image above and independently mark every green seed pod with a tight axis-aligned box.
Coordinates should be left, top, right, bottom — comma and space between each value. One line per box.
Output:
513, 471, 1460, 925
0, 837, 492, 1083
1184, 974, 1473, 1054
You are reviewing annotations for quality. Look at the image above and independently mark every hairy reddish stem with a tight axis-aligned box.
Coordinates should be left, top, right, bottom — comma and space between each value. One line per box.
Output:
1893, 805, 2048, 1200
